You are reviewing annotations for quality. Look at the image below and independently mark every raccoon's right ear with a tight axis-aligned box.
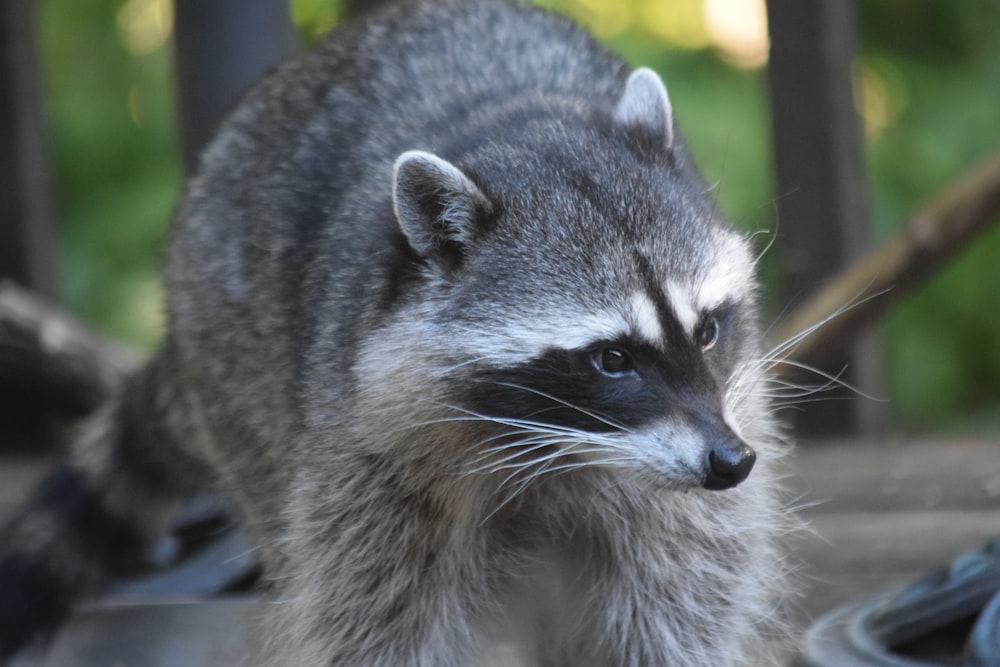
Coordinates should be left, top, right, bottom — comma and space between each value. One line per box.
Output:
392, 150, 493, 276
612, 67, 674, 151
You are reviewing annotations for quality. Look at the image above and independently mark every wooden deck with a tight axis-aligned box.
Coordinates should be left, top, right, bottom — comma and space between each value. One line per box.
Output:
788, 436, 1000, 624
2, 436, 1000, 661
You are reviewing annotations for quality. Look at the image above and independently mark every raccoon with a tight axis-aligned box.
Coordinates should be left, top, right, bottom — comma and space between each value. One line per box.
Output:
0, 0, 790, 664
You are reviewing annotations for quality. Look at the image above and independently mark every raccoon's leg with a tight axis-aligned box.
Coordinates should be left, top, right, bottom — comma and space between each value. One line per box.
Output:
262, 456, 497, 667
0, 346, 215, 660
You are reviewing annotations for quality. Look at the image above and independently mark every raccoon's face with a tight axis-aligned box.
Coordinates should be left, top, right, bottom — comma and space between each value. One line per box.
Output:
390, 69, 762, 492
453, 229, 759, 493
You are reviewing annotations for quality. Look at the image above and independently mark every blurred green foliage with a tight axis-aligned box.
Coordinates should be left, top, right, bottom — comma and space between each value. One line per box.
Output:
34, 0, 1000, 431
856, 1, 1000, 430
39, 0, 178, 347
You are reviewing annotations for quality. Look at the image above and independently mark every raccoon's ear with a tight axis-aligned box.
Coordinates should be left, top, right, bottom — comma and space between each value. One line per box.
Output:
612, 67, 674, 151
392, 150, 492, 275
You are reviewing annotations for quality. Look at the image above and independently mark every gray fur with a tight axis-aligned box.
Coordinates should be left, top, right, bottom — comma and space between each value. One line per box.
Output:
0, 0, 792, 664
612, 67, 675, 150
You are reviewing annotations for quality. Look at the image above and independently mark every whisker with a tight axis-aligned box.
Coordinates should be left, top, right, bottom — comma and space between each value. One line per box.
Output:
768, 359, 884, 403
465, 438, 573, 473
748, 225, 777, 270
763, 285, 891, 364
477, 440, 629, 525
482, 381, 631, 433
480, 445, 621, 477
726, 286, 893, 417
416, 399, 625, 440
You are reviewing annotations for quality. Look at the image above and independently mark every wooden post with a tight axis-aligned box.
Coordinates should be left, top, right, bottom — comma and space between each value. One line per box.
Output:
172, 0, 295, 173
0, 0, 57, 450
768, 153, 1000, 371
0, 0, 55, 297
765, 0, 884, 437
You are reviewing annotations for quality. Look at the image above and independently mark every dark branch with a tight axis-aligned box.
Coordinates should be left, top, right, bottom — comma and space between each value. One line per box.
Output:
0, 281, 139, 416
771, 152, 1000, 368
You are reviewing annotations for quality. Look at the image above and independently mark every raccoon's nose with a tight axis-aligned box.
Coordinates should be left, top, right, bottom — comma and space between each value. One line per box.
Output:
703, 439, 756, 491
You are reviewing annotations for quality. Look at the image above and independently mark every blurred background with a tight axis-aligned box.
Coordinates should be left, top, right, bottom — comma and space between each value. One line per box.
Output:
30, 0, 1000, 432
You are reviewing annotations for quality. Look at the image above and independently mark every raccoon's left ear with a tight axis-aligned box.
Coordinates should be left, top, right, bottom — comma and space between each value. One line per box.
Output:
392, 150, 493, 275
612, 67, 674, 151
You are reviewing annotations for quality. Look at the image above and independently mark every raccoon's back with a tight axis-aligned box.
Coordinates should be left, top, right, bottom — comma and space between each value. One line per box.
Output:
164, 0, 630, 408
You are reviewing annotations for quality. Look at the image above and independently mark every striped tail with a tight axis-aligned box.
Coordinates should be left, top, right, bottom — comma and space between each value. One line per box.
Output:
0, 350, 210, 661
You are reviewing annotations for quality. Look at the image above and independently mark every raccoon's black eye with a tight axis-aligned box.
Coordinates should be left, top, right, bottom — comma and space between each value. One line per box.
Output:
595, 348, 634, 375
695, 315, 719, 351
